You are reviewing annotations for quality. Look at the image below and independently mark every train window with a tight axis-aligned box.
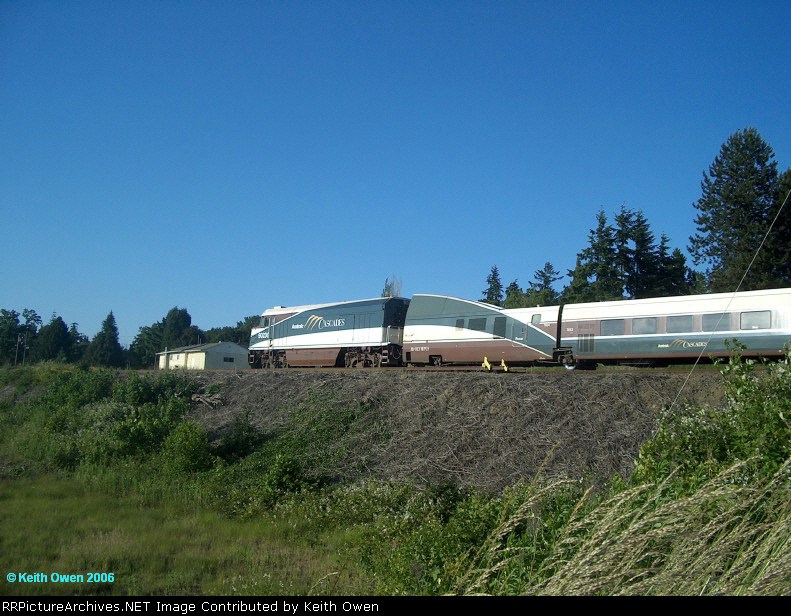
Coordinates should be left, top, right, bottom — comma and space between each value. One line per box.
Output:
531, 314, 541, 324
667, 315, 694, 333
702, 313, 731, 331
493, 317, 506, 338
259, 317, 269, 327
468, 318, 487, 332
601, 319, 625, 336
455, 319, 464, 329
740, 311, 771, 330
632, 317, 657, 335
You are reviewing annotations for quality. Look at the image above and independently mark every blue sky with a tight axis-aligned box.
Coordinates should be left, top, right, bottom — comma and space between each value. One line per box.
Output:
1, 1, 789, 346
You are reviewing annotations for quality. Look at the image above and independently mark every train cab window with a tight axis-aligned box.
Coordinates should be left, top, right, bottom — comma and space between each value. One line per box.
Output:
702, 313, 731, 331
667, 315, 694, 333
493, 316, 506, 338
531, 314, 541, 324
601, 319, 625, 336
740, 311, 771, 330
455, 318, 464, 330
259, 317, 269, 327
632, 317, 657, 335
468, 318, 487, 332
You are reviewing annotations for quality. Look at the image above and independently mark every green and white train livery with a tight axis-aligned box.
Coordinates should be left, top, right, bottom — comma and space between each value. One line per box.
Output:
402, 294, 561, 367
249, 288, 791, 369
403, 288, 791, 369
248, 297, 410, 368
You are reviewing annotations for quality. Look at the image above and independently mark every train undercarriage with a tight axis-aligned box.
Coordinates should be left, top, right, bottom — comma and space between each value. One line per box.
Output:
248, 344, 403, 369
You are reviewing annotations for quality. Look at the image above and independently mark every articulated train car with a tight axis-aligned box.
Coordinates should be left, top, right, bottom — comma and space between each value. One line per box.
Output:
403, 288, 791, 369
249, 288, 791, 369
248, 297, 410, 368
402, 294, 560, 366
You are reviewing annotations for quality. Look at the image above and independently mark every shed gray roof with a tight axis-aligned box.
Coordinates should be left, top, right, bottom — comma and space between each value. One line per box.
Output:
156, 342, 247, 355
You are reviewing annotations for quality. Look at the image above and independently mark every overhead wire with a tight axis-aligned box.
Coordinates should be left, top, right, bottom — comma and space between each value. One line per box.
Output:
667, 185, 791, 413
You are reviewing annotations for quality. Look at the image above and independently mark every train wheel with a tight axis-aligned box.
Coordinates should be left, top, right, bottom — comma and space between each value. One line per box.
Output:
561, 355, 576, 371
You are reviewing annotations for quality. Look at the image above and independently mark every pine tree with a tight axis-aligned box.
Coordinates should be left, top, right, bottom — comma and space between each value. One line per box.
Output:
482, 266, 503, 306
763, 168, 791, 287
651, 235, 693, 297
562, 257, 597, 304
526, 262, 561, 306
503, 281, 526, 308
564, 210, 623, 302
85, 311, 125, 367
625, 210, 661, 298
688, 128, 781, 291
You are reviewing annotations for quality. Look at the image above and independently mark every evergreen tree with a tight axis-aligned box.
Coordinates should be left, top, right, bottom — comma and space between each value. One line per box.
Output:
0, 309, 21, 365
688, 128, 782, 291
68, 323, 90, 363
525, 262, 562, 306
32, 315, 73, 362
503, 280, 526, 308
482, 265, 503, 306
85, 311, 125, 367
652, 235, 694, 297
562, 257, 597, 304
563, 210, 623, 302
625, 210, 661, 299
763, 168, 791, 287
613, 206, 637, 290
129, 322, 164, 368
564, 208, 692, 302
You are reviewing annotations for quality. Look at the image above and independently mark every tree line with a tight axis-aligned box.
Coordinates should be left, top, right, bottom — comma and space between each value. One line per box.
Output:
0, 310, 118, 367
481, 128, 791, 307
0, 307, 259, 369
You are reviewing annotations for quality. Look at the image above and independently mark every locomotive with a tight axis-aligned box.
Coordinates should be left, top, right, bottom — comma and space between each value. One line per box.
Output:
248, 287, 791, 370
247, 297, 410, 368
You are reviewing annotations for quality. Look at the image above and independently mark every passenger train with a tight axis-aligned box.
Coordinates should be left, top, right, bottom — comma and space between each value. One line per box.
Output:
247, 288, 791, 370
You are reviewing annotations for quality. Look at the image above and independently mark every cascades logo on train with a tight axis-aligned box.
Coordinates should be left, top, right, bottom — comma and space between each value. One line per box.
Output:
657, 339, 708, 349
292, 315, 346, 331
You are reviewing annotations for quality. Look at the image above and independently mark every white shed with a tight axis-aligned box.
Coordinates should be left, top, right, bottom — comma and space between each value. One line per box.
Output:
157, 342, 250, 370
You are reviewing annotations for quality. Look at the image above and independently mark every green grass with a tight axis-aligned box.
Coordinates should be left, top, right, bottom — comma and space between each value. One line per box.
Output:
1, 356, 789, 596
0, 474, 371, 596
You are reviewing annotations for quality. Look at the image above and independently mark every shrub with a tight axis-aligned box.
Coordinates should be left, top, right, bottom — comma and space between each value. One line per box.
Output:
215, 410, 262, 461
161, 420, 216, 474
113, 397, 190, 456
113, 371, 199, 406
209, 451, 310, 518
633, 344, 791, 486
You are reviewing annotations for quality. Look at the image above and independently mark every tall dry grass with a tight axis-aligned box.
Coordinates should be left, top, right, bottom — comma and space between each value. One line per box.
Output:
451, 460, 790, 595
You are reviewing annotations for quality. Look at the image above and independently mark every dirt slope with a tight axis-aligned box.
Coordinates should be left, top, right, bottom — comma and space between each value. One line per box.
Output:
190, 369, 725, 491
